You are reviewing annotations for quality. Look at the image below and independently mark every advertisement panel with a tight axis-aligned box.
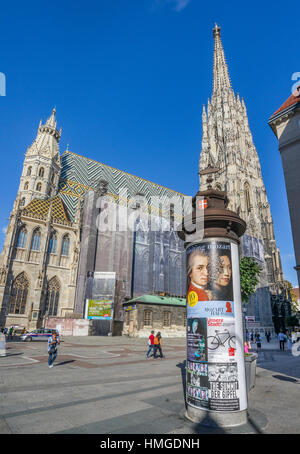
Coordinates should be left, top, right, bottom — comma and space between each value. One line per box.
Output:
186, 240, 246, 413
84, 272, 116, 321
85, 299, 113, 320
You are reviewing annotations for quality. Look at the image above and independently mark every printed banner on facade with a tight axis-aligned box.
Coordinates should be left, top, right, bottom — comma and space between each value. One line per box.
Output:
85, 271, 116, 321
85, 299, 112, 320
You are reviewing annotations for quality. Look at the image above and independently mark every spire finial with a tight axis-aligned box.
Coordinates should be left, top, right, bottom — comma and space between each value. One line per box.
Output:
212, 24, 232, 94
213, 23, 221, 37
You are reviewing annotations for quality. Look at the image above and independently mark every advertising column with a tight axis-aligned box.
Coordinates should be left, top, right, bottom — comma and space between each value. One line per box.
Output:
177, 186, 248, 427
186, 240, 247, 422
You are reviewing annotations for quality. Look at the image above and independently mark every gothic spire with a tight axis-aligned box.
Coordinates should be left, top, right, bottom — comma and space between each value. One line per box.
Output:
212, 24, 232, 94
46, 107, 57, 129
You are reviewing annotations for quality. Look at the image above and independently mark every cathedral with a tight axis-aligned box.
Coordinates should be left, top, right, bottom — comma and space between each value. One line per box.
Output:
0, 109, 188, 335
199, 25, 289, 332
0, 25, 290, 335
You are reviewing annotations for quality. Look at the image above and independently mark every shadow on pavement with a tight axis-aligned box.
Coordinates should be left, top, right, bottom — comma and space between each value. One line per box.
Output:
55, 360, 75, 367
272, 374, 298, 383
176, 361, 187, 409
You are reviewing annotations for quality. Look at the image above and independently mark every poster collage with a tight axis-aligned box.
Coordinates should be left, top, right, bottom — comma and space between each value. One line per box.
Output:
186, 241, 240, 412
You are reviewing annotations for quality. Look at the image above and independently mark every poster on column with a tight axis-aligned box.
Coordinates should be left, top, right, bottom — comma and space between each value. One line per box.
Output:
186, 240, 241, 411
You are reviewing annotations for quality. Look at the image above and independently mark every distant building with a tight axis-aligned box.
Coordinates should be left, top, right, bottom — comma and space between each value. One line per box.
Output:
269, 85, 300, 289
122, 294, 186, 338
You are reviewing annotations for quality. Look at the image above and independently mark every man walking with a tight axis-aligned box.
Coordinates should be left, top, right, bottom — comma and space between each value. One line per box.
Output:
278, 331, 286, 351
146, 330, 155, 358
48, 331, 60, 368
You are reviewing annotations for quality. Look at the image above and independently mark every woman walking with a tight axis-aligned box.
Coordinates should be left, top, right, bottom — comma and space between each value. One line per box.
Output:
154, 332, 164, 359
48, 331, 59, 368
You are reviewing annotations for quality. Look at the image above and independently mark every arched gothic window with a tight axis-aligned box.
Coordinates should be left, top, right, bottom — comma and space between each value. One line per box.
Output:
244, 182, 251, 213
61, 235, 70, 256
45, 277, 60, 316
38, 167, 44, 178
31, 229, 41, 251
24, 182, 29, 190
17, 226, 27, 248
20, 197, 26, 207
36, 182, 42, 192
51, 172, 55, 184
8, 272, 29, 314
27, 166, 32, 176
48, 232, 57, 254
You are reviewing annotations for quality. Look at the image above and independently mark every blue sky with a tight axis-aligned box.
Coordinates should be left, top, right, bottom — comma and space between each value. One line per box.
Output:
0, 0, 299, 286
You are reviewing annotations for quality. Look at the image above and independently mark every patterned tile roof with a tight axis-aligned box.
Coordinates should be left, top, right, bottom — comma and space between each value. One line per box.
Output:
22, 195, 70, 222
58, 151, 191, 221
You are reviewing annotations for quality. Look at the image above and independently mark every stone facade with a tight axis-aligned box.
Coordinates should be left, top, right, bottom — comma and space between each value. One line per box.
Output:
198, 25, 284, 329
0, 110, 81, 330
269, 86, 300, 289
123, 298, 186, 338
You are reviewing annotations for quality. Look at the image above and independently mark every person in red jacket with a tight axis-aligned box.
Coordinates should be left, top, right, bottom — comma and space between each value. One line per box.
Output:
187, 249, 212, 306
146, 330, 155, 358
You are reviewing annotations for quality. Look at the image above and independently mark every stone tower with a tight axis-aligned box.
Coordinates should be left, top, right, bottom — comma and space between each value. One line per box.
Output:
199, 25, 284, 330
0, 110, 81, 331
18, 108, 62, 208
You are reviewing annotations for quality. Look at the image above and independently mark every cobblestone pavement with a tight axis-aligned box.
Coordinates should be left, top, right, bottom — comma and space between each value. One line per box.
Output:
0, 336, 299, 434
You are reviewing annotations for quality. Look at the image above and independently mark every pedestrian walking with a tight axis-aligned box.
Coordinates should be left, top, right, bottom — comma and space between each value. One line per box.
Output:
8, 326, 13, 340
153, 332, 164, 358
48, 331, 59, 368
146, 330, 155, 358
278, 331, 286, 351
256, 333, 261, 351
266, 331, 271, 343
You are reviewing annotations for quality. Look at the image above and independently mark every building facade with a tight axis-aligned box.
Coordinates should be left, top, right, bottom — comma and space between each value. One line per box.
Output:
269, 85, 300, 289
122, 294, 186, 338
0, 111, 190, 332
0, 110, 81, 331
198, 25, 284, 331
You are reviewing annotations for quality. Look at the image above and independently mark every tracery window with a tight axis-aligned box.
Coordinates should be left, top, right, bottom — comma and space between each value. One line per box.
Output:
8, 272, 29, 314
39, 167, 45, 178
24, 182, 29, 190
17, 226, 27, 248
45, 277, 60, 316
36, 182, 42, 192
61, 235, 70, 256
31, 228, 41, 251
20, 198, 26, 207
27, 166, 32, 176
48, 232, 57, 254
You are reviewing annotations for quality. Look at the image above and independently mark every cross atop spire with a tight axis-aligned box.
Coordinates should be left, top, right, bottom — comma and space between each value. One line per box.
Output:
212, 24, 232, 94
